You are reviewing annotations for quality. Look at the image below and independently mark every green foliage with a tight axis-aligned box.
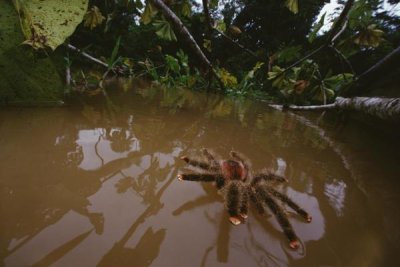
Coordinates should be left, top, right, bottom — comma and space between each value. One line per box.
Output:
153, 20, 177, 41
308, 12, 326, 43
215, 20, 226, 32
285, 0, 299, 14
210, 0, 219, 9
353, 24, 384, 47
347, 0, 385, 48
268, 59, 353, 104
165, 55, 180, 74
348, 0, 373, 29
141, 2, 158, 25
142, 50, 206, 89
232, 62, 264, 94
108, 36, 122, 70
84, 6, 105, 30
276, 45, 302, 64
181, 0, 192, 17
218, 68, 238, 88
13, 0, 88, 50
203, 39, 212, 52
268, 66, 288, 90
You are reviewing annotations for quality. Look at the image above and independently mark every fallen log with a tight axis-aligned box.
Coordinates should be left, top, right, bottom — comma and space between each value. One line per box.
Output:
270, 97, 400, 120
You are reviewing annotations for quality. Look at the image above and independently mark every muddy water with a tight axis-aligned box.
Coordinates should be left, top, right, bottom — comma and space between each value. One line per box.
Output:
1, 83, 399, 266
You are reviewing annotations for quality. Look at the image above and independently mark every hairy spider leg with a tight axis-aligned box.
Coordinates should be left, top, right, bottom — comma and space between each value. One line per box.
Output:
178, 173, 220, 182
252, 173, 288, 184
254, 184, 300, 249
249, 188, 266, 214
225, 180, 244, 225
202, 149, 220, 171
239, 186, 249, 218
268, 188, 312, 222
230, 151, 249, 179
181, 156, 212, 170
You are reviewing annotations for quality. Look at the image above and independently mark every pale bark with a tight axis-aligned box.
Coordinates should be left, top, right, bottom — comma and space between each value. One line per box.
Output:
270, 97, 400, 120
67, 44, 108, 68
335, 97, 400, 120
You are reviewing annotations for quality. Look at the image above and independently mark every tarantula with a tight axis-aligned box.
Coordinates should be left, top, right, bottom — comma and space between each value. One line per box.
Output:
177, 149, 312, 249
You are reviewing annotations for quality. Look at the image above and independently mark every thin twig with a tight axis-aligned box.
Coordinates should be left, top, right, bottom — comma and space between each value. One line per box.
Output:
67, 44, 108, 68
281, 45, 325, 75
329, 45, 355, 76
327, 0, 355, 43
277, 0, 355, 75
65, 66, 71, 86
213, 28, 259, 59
331, 19, 348, 45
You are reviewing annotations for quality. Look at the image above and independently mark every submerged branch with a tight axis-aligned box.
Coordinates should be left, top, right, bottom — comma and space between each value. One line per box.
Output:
269, 103, 336, 111
270, 97, 400, 120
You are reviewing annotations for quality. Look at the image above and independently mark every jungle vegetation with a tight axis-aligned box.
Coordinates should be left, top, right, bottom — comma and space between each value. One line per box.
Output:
0, 0, 399, 114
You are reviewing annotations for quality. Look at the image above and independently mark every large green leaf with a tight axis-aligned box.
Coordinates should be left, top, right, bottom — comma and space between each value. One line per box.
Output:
0, 1, 63, 103
153, 20, 177, 41
141, 2, 158, 25
13, 0, 88, 50
0, 2, 22, 54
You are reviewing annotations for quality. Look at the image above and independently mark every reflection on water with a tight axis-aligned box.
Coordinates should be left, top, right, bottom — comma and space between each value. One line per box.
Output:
1, 80, 399, 266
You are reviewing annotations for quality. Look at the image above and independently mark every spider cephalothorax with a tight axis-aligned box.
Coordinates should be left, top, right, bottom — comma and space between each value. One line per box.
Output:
177, 149, 312, 249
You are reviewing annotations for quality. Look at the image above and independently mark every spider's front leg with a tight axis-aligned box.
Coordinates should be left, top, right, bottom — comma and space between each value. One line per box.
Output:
225, 181, 248, 225
180, 154, 219, 172
254, 184, 300, 249
269, 188, 312, 222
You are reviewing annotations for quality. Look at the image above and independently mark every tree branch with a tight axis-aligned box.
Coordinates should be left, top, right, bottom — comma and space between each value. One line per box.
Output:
270, 96, 400, 120
150, 0, 224, 90
346, 45, 400, 96
279, 0, 355, 75
67, 44, 108, 68
327, 0, 355, 44
213, 28, 259, 59
202, 0, 213, 30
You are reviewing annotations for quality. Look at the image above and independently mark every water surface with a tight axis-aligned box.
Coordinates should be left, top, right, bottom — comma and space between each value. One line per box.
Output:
1, 82, 399, 266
